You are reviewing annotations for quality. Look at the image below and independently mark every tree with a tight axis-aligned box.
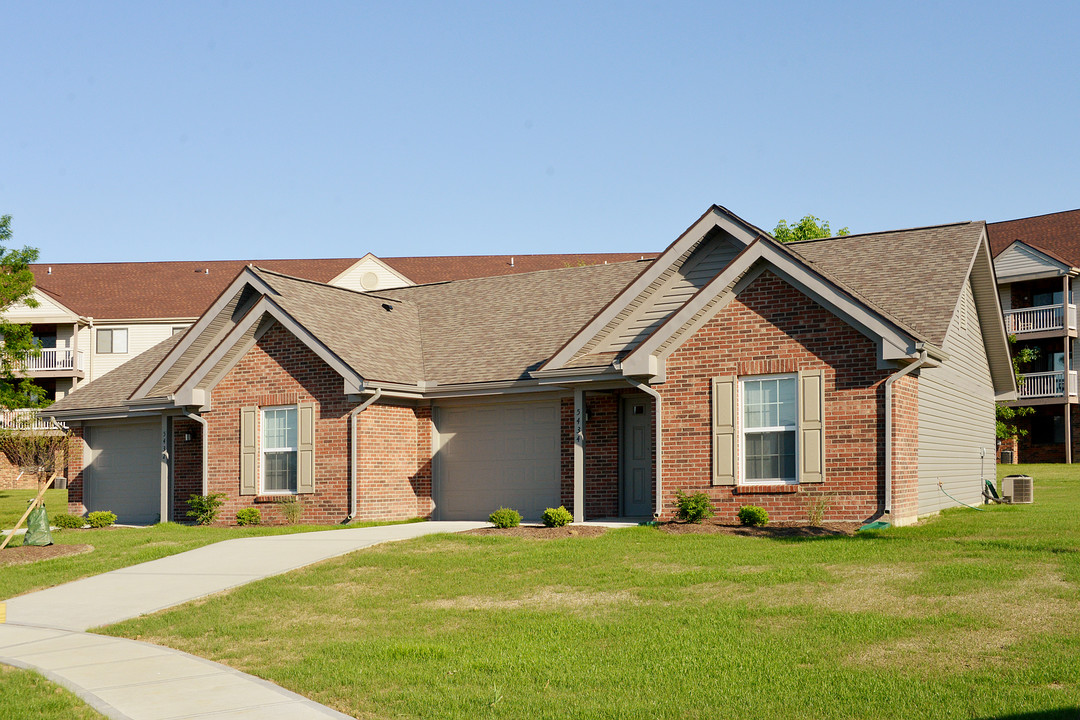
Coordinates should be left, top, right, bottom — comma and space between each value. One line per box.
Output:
772, 215, 850, 243
996, 337, 1037, 440
0, 214, 47, 409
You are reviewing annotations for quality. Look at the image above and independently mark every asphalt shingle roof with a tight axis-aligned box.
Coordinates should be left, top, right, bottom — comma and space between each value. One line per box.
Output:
987, 209, 1080, 267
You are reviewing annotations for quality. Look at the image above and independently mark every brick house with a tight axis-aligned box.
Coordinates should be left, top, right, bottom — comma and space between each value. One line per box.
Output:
48, 206, 1016, 527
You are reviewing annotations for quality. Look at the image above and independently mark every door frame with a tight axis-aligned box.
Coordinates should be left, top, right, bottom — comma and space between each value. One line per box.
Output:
618, 394, 653, 517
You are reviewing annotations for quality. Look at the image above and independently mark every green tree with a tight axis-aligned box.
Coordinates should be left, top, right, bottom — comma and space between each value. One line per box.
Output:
996, 337, 1037, 440
0, 215, 47, 409
772, 215, 850, 243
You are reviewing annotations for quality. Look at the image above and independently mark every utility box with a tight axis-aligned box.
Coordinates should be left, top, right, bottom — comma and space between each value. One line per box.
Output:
1001, 475, 1034, 504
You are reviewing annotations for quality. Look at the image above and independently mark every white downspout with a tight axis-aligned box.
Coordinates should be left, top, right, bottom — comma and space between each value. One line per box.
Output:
883, 349, 928, 518
627, 379, 663, 520
182, 411, 209, 496
348, 389, 383, 520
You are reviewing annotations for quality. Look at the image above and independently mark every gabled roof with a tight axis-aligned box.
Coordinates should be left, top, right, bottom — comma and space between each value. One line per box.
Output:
30, 253, 657, 321
987, 208, 1080, 266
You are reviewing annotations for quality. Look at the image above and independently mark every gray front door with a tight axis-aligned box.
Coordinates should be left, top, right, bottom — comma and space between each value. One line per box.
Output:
620, 397, 653, 517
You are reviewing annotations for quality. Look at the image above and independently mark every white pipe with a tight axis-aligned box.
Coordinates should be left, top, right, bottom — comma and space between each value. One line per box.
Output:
626, 379, 663, 520
348, 389, 383, 520
883, 350, 928, 517
182, 411, 209, 496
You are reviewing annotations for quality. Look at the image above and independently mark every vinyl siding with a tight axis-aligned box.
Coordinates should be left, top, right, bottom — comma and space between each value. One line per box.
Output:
995, 243, 1068, 279
918, 279, 996, 516
998, 284, 1011, 313
330, 257, 412, 292
586, 233, 742, 356
93, 323, 180, 380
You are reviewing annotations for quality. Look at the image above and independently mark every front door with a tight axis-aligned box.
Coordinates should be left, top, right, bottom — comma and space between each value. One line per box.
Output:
620, 397, 653, 517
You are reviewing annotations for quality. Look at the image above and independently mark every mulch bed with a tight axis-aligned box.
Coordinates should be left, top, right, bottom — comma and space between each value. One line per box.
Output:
464, 525, 609, 539
657, 518, 860, 537
0, 543, 94, 566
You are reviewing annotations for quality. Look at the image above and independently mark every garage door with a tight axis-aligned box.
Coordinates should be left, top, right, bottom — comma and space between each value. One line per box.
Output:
435, 400, 561, 521
86, 421, 161, 524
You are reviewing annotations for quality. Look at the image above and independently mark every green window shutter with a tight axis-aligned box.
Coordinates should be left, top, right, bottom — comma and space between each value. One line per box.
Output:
297, 402, 316, 494
240, 406, 257, 496
798, 369, 825, 484
712, 376, 736, 485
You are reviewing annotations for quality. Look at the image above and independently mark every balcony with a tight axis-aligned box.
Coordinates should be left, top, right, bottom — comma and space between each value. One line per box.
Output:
19, 349, 85, 375
0, 409, 64, 431
1018, 370, 1079, 400
1005, 303, 1078, 335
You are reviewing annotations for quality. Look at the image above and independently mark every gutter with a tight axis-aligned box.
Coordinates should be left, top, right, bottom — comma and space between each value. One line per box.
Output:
348, 389, 383, 520
626, 379, 663, 520
182, 411, 209, 495
884, 349, 929, 517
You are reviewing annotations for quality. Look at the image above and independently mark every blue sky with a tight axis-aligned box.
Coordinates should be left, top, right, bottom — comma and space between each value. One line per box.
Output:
3, 1, 1078, 263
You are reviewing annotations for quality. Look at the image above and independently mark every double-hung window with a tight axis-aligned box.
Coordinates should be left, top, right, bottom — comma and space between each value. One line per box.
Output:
261, 407, 298, 493
740, 375, 797, 484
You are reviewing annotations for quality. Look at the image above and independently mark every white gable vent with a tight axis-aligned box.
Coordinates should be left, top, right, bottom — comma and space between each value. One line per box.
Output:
1001, 475, 1034, 504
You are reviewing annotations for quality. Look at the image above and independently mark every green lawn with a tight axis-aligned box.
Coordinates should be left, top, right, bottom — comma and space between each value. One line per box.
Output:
98, 463, 1080, 719
0, 489, 422, 599
0, 666, 105, 720
0, 488, 69, 529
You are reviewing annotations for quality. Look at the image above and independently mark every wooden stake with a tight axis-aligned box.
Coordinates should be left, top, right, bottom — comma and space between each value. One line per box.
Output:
0, 472, 58, 551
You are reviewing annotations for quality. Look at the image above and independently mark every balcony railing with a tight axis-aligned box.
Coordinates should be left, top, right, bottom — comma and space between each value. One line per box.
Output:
20, 349, 85, 373
1018, 370, 1079, 400
0, 409, 64, 431
1005, 303, 1078, 334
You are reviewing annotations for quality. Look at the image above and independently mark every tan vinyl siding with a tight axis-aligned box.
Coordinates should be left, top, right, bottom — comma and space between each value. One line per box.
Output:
994, 242, 1068, 279
918, 279, 997, 516
998, 284, 1011, 313
589, 234, 741, 356
93, 322, 179, 380
330, 256, 412, 292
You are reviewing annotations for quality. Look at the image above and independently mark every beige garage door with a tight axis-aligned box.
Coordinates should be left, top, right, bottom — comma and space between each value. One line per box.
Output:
435, 400, 561, 520
86, 421, 160, 524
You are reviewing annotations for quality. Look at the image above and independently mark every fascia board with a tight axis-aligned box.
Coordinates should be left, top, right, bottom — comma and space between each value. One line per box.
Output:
622, 240, 918, 369
541, 207, 759, 371
994, 269, 1069, 282
176, 296, 364, 398
131, 268, 277, 400
970, 230, 1019, 395
46, 406, 170, 422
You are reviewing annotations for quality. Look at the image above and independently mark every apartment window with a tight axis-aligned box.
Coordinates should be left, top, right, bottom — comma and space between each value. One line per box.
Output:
96, 328, 128, 354
740, 375, 798, 484
261, 406, 298, 493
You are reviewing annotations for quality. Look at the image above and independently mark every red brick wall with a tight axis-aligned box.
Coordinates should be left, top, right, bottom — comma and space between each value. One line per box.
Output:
200, 322, 429, 525
654, 270, 911, 524
890, 374, 920, 524
66, 426, 86, 515
172, 418, 203, 521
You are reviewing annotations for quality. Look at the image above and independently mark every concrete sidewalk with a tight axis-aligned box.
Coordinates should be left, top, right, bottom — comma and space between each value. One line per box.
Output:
1, 520, 486, 719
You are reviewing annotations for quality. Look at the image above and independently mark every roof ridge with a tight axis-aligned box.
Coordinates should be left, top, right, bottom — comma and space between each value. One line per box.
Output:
786, 221, 976, 244
250, 266, 412, 303
988, 207, 1080, 226
393, 258, 652, 293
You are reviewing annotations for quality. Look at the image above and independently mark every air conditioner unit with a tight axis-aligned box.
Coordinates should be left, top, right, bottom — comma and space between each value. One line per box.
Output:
1001, 475, 1034, 504
1000, 449, 1014, 464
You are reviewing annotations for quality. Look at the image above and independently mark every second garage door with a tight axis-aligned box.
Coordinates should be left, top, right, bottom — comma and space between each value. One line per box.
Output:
435, 400, 561, 521
86, 421, 161, 525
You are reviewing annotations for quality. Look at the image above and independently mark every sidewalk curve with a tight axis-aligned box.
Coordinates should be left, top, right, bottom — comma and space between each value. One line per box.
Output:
1, 520, 486, 719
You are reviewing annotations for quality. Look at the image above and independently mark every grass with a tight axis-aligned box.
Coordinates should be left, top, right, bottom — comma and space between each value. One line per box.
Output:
0, 489, 423, 599
0, 488, 69, 529
0, 666, 105, 719
99, 463, 1080, 719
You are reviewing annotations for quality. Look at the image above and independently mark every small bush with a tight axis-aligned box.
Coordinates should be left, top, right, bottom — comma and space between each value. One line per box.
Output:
489, 507, 522, 528
675, 490, 715, 524
541, 506, 573, 528
52, 513, 85, 530
737, 505, 769, 527
275, 497, 304, 525
805, 494, 832, 526
236, 507, 261, 526
87, 510, 117, 528
186, 493, 226, 525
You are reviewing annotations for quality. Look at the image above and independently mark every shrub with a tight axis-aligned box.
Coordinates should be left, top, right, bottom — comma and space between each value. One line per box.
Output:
805, 494, 832, 527
737, 505, 769, 527
87, 510, 117, 528
186, 492, 226, 525
52, 513, 85, 530
275, 497, 304, 525
541, 506, 573, 528
675, 490, 715, 523
236, 507, 261, 526
489, 507, 522, 528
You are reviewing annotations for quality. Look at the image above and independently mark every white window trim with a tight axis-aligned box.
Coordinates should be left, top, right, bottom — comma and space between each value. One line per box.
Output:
738, 373, 799, 486
96, 327, 129, 354
260, 405, 298, 495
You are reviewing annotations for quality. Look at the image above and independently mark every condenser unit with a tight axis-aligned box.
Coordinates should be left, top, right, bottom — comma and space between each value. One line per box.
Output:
1001, 475, 1034, 504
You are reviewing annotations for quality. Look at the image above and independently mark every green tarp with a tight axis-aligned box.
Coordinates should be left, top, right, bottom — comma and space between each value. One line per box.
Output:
24, 503, 53, 546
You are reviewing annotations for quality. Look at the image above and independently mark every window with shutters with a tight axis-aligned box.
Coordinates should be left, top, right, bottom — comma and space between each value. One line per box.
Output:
261, 406, 298, 493
740, 375, 798, 484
